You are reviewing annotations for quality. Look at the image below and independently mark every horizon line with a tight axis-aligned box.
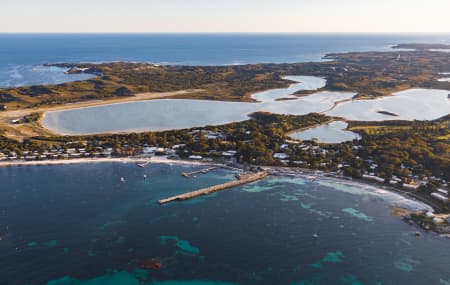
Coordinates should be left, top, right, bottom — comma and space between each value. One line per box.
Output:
1, 31, 450, 35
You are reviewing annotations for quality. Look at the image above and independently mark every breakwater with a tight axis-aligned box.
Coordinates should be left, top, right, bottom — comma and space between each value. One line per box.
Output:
159, 172, 269, 204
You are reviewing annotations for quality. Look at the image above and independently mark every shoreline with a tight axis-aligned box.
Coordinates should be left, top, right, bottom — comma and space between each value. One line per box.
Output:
39, 87, 449, 137
0, 89, 205, 139
0, 156, 437, 211
267, 166, 447, 213
1, 156, 448, 234
285, 117, 334, 137
0, 156, 211, 168
0, 89, 205, 121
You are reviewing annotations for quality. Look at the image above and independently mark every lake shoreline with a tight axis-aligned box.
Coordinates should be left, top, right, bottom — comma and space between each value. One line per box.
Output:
0, 89, 203, 124
40, 87, 449, 136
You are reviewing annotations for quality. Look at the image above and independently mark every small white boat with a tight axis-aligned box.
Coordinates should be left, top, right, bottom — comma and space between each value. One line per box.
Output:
313, 233, 319, 239
137, 161, 151, 168
120, 177, 125, 183
143, 174, 148, 179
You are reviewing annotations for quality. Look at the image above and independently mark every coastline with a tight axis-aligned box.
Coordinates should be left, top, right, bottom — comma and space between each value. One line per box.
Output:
266, 166, 432, 207
265, 166, 450, 235
0, 156, 210, 168
0, 156, 436, 211
1, 156, 447, 234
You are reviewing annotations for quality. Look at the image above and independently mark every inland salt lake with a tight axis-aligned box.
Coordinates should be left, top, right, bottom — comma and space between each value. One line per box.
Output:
288, 121, 361, 144
2, 34, 450, 284
1, 163, 450, 285
41, 76, 450, 141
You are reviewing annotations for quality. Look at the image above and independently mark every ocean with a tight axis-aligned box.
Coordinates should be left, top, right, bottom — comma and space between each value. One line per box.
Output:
1, 34, 450, 285
1, 33, 450, 87
1, 163, 449, 285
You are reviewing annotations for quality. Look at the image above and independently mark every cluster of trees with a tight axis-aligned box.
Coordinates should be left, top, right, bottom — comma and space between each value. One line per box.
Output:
359, 132, 449, 181
346, 117, 450, 180
0, 136, 46, 155
1, 112, 448, 186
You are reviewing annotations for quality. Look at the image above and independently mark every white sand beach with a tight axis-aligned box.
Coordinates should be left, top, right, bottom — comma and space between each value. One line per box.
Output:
0, 156, 209, 168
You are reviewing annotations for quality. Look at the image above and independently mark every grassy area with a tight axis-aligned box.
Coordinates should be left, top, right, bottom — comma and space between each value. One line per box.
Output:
0, 44, 449, 112
347, 116, 450, 136
0, 44, 448, 142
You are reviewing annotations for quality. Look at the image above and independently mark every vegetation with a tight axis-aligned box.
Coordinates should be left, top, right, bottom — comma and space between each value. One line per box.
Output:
355, 131, 448, 180
0, 45, 449, 110
393, 43, 450, 50
1, 112, 449, 211
2, 113, 448, 181
0, 43, 449, 212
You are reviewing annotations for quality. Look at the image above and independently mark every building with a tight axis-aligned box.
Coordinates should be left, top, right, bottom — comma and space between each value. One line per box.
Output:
437, 188, 449, 196
362, 174, 385, 183
431, 192, 448, 203
188, 155, 203, 160
432, 217, 445, 225
273, 153, 290, 160
222, 150, 237, 157
155, 148, 167, 155
143, 147, 157, 154
172, 144, 186, 150
280, 144, 289, 150
402, 183, 420, 191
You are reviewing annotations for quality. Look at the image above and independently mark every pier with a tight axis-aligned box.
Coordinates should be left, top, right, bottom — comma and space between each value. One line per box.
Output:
182, 166, 219, 177
159, 172, 269, 204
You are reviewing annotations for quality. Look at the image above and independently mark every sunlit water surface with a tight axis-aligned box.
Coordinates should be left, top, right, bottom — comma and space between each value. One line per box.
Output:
1, 163, 449, 284
2, 33, 450, 87
42, 79, 449, 135
289, 121, 361, 143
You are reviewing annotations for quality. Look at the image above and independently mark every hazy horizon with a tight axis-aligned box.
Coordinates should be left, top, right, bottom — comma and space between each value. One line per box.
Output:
2, 32, 450, 35
2, 0, 450, 33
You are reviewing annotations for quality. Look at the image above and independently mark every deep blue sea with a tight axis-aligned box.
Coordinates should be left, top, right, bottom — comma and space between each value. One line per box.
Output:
1, 163, 450, 285
2, 34, 450, 284
1, 33, 450, 87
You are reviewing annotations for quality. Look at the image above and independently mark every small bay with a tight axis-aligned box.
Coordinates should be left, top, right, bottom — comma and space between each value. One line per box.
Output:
0, 163, 449, 284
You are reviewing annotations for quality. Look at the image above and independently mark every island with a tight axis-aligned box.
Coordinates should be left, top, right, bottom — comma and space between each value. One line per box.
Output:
376, 110, 399, 117
0, 44, 449, 225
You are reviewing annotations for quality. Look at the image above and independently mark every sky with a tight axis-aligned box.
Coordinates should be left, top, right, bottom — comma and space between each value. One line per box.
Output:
2, 0, 450, 33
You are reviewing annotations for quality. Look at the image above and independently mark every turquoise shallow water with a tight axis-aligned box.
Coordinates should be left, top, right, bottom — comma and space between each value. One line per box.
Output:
0, 163, 449, 284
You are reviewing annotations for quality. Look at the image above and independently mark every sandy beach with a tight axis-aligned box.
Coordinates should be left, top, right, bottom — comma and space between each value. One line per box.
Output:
0, 156, 442, 214
0, 156, 210, 168
0, 89, 204, 122
0, 89, 204, 139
